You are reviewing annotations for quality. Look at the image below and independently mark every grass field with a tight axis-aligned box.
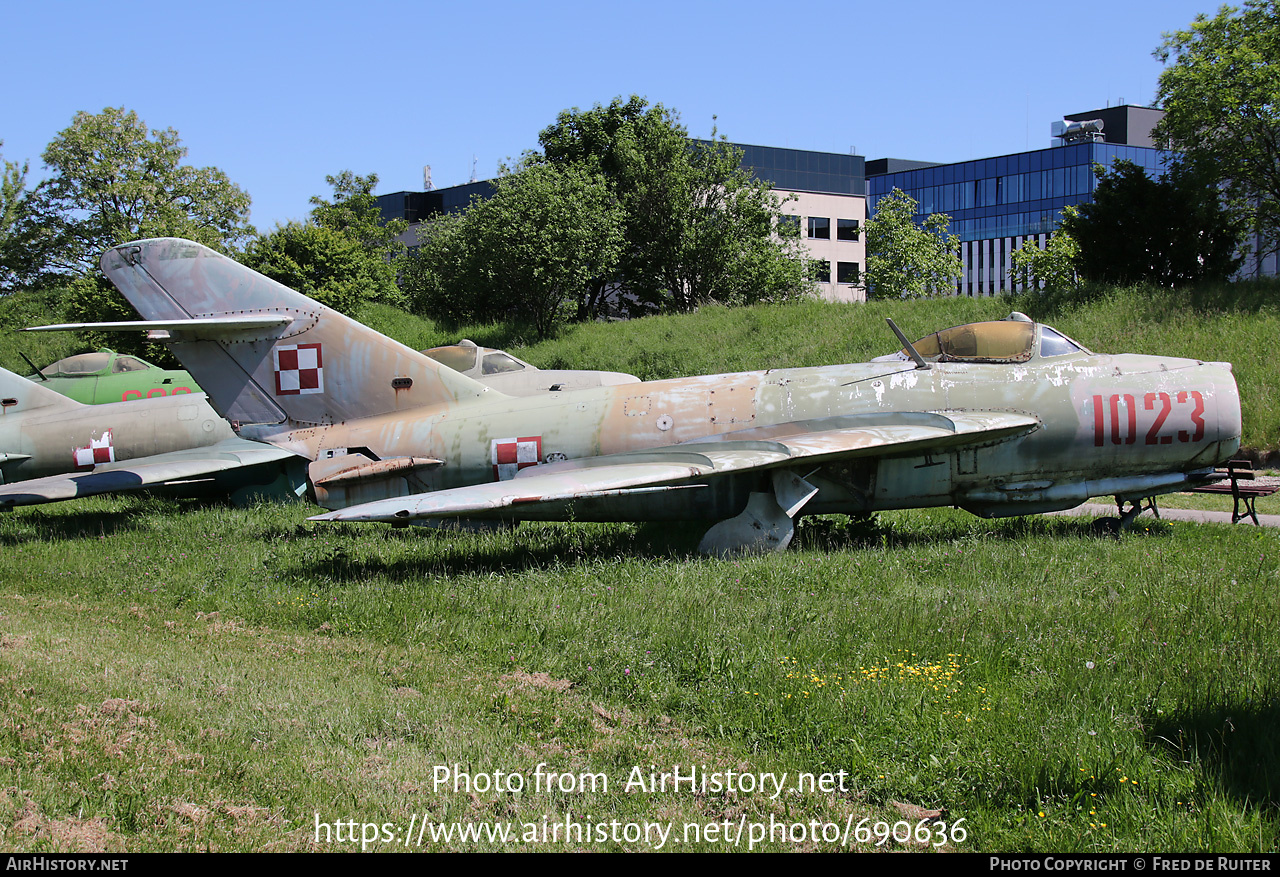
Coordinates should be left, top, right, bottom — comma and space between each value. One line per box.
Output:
2, 278, 1278, 851
1, 497, 1277, 852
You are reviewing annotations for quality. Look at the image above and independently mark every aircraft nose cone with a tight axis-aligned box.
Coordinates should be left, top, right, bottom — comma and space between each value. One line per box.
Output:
1220, 366, 1243, 449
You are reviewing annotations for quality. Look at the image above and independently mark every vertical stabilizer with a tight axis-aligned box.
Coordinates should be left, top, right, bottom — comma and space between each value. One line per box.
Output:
100, 239, 498, 427
0, 366, 83, 416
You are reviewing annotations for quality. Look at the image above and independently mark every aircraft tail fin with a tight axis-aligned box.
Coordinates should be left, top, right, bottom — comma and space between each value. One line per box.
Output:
98, 238, 499, 428
0, 366, 82, 415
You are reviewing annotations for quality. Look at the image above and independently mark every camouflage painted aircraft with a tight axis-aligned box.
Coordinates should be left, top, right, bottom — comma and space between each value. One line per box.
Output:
30, 238, 1242, 554
0, 365, 303, 507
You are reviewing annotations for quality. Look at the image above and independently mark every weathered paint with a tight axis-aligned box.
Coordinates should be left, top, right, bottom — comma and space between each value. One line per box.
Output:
84, 239, 1242, 538
0, 364, 302, 505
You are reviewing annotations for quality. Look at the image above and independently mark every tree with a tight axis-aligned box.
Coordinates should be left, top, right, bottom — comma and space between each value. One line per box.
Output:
407, 161, 626, 338
1061, 160, 1245, 287
240, 222, 393, 317
538, 96, 810, 313
0, 141, 35, 289
31, 107, 254, 277
1154, 1, 1280, 258
243, 172, 407, 315
862, 188, 961, 299
307, 171, 407, 297
1009, 209, 1082, 293
650, 136, 811, 311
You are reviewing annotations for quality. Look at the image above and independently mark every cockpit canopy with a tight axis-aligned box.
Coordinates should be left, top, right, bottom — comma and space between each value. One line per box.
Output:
889, 314, 1089, 363
421, 340, 531, 377
38, 349, 153, 377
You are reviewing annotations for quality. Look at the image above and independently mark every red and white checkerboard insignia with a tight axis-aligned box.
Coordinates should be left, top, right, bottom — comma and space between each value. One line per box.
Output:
72, 430, 115, 470
491, 436, 542, 481
274, 343, 324, 396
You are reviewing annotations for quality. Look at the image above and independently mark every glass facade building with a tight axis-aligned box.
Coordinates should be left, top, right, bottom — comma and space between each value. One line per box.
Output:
731, 143, 865, 196
868, 142, 1170, 296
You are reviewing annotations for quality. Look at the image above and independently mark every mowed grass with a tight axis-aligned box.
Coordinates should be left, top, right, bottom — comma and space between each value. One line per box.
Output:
2, 497, 1277, 852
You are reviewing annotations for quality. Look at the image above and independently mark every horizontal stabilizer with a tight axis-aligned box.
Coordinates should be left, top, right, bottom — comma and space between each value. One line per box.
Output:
26, 315, 294, 340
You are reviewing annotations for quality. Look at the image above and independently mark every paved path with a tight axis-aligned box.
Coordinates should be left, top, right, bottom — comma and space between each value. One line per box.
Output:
1048, 502, 1280, 528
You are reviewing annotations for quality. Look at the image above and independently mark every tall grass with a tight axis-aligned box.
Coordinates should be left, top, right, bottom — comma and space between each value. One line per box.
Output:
2, 498, 1277, 850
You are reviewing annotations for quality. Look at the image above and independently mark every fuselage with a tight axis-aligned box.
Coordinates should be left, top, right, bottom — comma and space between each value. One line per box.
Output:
0, 393, 235, 483
253, 340, 1241, 521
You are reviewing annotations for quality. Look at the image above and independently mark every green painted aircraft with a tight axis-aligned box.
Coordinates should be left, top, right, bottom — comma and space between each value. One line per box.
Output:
26, 349, 202, 405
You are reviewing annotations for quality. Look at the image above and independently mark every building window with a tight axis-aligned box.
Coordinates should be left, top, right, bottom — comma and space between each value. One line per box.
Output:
837, 261, 859, 284
808, 217, 830, 239
812, 260, 831, 283
777, 215, 801, 237
837, 219, 860, 241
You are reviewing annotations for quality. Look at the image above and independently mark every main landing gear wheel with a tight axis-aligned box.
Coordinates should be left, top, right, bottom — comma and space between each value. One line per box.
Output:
1091, 496, 1159, 538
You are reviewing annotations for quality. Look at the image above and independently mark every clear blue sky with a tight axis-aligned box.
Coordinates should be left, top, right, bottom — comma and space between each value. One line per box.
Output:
1, 0, 1216, 231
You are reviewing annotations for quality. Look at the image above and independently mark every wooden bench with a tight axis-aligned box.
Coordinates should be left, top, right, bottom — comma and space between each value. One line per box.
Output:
1189, 459, 1277, 525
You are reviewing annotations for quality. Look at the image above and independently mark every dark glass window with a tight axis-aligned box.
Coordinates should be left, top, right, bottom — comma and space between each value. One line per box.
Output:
837, 261, 859, 284
808, 217, 830, 239
837, 219, 859, 241
777, 215, 801, 236
812, 260, 831, 282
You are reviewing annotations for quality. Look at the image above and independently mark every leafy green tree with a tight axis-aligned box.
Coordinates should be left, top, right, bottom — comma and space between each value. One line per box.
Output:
307, 171, 407, 298
1061, 160, 1244, 287
408, 162, 625, 338
1154, 0, 1280, 257
862, 188, 961, 299
0, 141, 35, 289
243, 172, 407, 315
651, 136, 810, 311
539, 97, 810, 313
31, 107, 254, 277
1009, 209, 1082, 293
241, 222, 391, 317
402, 208, 474, 325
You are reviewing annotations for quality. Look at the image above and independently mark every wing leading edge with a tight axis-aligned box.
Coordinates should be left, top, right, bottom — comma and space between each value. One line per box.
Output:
0, 439, 301, 507
311, 410, 1040, 523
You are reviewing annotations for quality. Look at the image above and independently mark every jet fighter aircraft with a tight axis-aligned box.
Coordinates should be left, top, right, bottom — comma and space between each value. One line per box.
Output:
35, 238, 1242, 554
0, 364, 303, 508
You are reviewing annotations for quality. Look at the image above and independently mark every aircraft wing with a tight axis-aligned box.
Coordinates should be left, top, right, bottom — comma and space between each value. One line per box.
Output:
311, 410, 1040, 523
0, 439, 300, 507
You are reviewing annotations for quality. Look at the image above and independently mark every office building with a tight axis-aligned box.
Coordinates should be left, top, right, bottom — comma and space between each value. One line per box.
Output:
866, 106, 1170, 296
377, 143, 869, 303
